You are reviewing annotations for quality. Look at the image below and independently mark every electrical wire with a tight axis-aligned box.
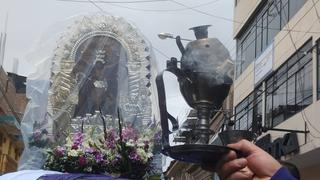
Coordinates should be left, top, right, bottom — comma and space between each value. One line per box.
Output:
58, 0, 170, 3
170, 0, 241, 24
59, 0, 320, 35
152, 46, 170, 59
87, 0, 112, 15
76, 0, 320, 137
89, 0, 223, 12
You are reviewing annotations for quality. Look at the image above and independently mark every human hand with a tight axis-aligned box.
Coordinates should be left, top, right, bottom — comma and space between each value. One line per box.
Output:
216, 139, 282, 180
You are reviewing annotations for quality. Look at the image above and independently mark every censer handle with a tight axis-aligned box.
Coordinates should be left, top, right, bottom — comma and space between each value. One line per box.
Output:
156, 71, 179, 149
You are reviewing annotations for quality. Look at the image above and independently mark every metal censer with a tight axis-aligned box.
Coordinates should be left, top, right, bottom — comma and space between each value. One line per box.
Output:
156, 25, 236, 165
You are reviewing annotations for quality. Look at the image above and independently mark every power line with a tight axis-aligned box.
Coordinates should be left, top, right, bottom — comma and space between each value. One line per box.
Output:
170, 0, 320, 34
170, 0, 240, 24
87, 0, 112, 15
103, 0, 222, 12
152, 46, 170, 59
57, 0, 170, 3
60, 0, 320, 35
58, 0, 223, 12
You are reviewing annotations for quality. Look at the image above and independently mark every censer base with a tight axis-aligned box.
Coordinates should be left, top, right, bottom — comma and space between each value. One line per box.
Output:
162, 144, 235, 165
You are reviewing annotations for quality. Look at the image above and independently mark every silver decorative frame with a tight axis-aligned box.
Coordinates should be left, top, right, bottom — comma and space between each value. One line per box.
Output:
47, 15, 153, 140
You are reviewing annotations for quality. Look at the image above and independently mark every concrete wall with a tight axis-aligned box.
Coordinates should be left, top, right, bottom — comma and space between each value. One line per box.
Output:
233, 0, 261, 37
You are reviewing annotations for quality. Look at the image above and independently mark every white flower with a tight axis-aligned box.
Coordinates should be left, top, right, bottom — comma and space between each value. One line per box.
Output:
136, 148, 148, 164
68, 149, 78, 157
126, 139, 135, 147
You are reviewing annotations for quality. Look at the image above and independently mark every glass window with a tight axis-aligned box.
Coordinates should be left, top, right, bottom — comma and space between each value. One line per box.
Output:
287, 76, 295, 105
272, 83, 286, 126
256, 18, 263, 57
262, 11, 269, 50
235, 94, 253, 130
296, 69, 304, 105
235, 0, 307, 78
268, 1, 281, 44
236, 44, 243, 77
304, 62, 313, 99
287, 76, 296, 118
289, 0, 306, 19
281, 0, 289, 28
264, 39, 312, 127
242, 27, 256, 71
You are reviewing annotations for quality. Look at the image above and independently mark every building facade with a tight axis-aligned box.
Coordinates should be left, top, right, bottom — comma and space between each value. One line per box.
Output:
233, 0, 320, 179
0, 68, 27, 174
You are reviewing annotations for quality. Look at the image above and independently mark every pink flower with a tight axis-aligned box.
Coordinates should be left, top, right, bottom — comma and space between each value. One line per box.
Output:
55, 146, 65, 156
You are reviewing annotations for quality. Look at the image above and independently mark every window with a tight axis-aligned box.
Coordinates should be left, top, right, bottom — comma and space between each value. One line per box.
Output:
281, 0, 289, 28
289, 0, 307, 19
235, 0, 307, 77
235, 94, 252, 130
265, 40, 312, 127
234, 86, 263, 130
268, 1, 281, 44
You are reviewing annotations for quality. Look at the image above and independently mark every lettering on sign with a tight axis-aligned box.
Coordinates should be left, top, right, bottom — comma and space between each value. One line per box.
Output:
255, 133, 299, 159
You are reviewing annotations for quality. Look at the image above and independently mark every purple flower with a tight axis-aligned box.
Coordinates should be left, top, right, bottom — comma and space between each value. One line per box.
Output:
55, 146, 65, 156
122, 127, 138, 141
129, 151, 140, 162
78, 156, 87, 166
154, 131, 162, 145
85, 147, 95, 154
105, 130, 117, 149
95, 153, 104, 163
72, 133, 84, 149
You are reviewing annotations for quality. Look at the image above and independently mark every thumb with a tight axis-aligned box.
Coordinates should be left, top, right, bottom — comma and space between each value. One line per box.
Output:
227, 139, 261, 156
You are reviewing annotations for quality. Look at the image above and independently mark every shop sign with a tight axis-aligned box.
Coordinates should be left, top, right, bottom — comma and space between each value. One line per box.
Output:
254, 43, 273, 85
255, 133, 299, 159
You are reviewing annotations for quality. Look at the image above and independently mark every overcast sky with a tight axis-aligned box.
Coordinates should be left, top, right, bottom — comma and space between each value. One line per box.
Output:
0, 0, 235, 73
0, 0, 235, 170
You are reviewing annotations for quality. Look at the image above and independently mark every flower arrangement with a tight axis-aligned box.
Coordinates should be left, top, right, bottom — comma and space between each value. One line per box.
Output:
43, 110, 155, 179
